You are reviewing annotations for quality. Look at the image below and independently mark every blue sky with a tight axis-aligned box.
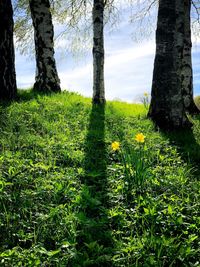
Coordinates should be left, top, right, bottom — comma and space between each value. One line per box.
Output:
15, 13, 200, 102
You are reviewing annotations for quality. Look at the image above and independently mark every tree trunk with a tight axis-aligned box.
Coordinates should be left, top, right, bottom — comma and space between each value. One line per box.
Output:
148, 0, 191, 130
0, 0, 17, 101
182, 0, 199, 113
29, 0, 61, 93
92, 0, 106, 104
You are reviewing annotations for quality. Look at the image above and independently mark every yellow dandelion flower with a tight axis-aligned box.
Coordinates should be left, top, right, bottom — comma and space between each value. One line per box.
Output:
111, 141, 120, 151
135, 133, 145, 143
144, 92, 148, 97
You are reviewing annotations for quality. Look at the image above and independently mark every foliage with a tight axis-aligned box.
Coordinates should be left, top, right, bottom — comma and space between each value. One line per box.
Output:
194, 95, 200, 110
13, 0, 118, 56
0, 90, 199, 266
13, 0, 34, 55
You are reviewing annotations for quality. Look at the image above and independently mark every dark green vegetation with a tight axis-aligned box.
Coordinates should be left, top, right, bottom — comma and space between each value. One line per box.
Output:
0, 91, 200, 266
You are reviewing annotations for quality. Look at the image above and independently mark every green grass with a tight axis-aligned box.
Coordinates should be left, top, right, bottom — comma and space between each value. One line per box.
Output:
0, 90, 199, 266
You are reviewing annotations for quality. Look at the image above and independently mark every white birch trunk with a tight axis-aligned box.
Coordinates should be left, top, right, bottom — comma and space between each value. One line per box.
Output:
148, 0, 191, 129
92, 0, 105, 104
29, 0, 61, 93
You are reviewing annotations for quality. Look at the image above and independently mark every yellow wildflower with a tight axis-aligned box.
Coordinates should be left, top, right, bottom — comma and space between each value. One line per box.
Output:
111, 141, 120, 151
135, 133, 145, 143
144, 92, 148, 97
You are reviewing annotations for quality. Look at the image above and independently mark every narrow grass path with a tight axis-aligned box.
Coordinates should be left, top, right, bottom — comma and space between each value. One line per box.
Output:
0, 91, 199, 266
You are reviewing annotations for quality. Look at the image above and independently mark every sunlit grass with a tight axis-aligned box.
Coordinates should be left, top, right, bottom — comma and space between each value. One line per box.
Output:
0, 90, 199, 266
107, 100, 146, 117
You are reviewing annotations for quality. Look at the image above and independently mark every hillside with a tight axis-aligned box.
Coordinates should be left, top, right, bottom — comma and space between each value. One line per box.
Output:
0, 91, 200, 267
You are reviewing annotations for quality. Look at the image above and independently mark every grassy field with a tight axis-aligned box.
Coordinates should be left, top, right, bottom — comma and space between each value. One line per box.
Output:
0, 90, 200, 266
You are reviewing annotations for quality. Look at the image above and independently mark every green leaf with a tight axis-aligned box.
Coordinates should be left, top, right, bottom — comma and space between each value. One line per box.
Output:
144, 208, 149, 215
168, 205, 173, 215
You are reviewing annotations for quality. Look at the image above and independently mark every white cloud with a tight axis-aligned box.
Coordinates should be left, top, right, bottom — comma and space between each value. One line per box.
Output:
58, 41, 155, 101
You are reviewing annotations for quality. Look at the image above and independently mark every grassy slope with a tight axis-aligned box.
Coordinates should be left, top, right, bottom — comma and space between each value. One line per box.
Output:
0, 91, 199, 267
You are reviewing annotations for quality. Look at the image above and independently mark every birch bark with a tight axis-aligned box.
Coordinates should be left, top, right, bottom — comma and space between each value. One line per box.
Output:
0, 0, 17, 100
182, 0, 199, 113
148, 0, 191, 129
92, 0, 105, 104
29, 0, 61, 93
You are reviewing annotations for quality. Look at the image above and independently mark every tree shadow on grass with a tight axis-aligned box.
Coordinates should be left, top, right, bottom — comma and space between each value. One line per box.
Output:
74, 103, 114, 267
0, 89, 59, 130
162, 118, 200, 168
16, 89, 45, 102
0, 89, 51, 108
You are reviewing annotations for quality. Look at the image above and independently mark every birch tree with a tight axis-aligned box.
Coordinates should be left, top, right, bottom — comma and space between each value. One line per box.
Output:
131, 0, 199, 115
92, 0, 105, 104
29, 0, 61, 93
0, 0, 17, 100
148, 0, 191, 129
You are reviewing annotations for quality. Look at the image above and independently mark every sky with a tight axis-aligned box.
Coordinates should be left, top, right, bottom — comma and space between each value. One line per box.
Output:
15, 9, 200, 103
